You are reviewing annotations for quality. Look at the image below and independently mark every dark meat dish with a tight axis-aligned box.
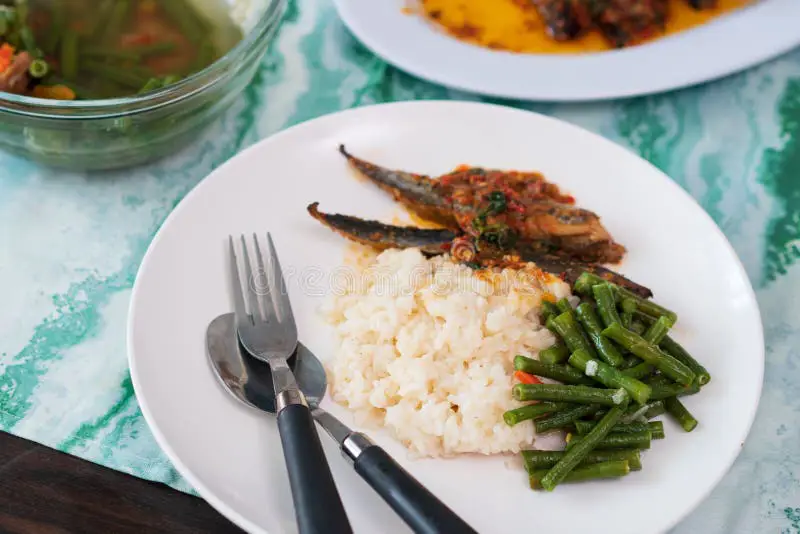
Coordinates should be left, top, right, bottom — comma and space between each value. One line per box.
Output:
309, 202, 650, 297
307, 146, 652, 298
590, 0, 669, 48
338, 145, 625, 264
529, 0, 594, 41
529, 0, 720, 48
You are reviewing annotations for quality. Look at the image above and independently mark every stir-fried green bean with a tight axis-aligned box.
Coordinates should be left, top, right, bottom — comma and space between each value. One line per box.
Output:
643, 316, 672, 345
514, 355, 593, 385
575, 303, 625, 367
574, 272, 678, 325
664, 397, 698, 432
513, 383, 628, 406
538, 402, 628, 491
534, 404, 602, 433
556, 297, 572, 313
622, 361, 655, 380
548, 312, 599, 360
647, 379, 700, 400
620, 298, 637, 329
660, 335, 711, 386
592, 283, 622, 327
529, 461, 630, 490
568, 349, 651, 405
567, 429, 651, 451
541, 300, 561, 323
602, 323, 696, 386
538, 342, 570, 365
522, 449, 642, 472
574, 420, 664, 440
503, 402, 569, 426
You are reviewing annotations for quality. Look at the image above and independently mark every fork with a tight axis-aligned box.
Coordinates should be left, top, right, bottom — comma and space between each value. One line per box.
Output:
229, 233, 352, 534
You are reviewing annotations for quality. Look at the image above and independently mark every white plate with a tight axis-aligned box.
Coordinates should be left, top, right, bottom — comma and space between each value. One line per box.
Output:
332, 0, 800, 101
128, 101, 764, 534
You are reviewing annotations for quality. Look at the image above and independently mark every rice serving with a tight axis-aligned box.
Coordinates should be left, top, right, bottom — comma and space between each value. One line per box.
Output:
323, 248, 573, 457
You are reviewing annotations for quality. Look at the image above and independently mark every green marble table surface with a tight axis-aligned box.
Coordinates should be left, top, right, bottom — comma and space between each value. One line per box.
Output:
1, 1, 799, 531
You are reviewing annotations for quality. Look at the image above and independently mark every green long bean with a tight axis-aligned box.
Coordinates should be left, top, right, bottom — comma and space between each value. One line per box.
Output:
60, 31, 79, 79
548, 312, 598, 360
647, 380, 700, 400
513, 383, 628, 406
628, 317, 671, 377
665, 396, 698, 432
622, 361, 655, 380
538, 402, 628, 491
538, 342, 570, 365
574, 420, 664, 439
644, 316, 672, 345
617, 400, 666, 422
660, 335, 711, 386
556, 297, 572, 314
574, 272, 678, 325
630, 320, 647, 335
573, 271, 606, 295
541, 300, 561, 323
503, 402, 568, 426
575, 303, 625, 367
620, 298, 637, 329
530, 461, 630, 490
644, 400, 666, 419
534, 404, 602, 433
514, 355, 593, 385
521, 449, 642, 472
569, 349, 651, 404
592, 283, 622, 327
602, 323, 696, 386
620, 355, 641, 369
567, 429, 651, 451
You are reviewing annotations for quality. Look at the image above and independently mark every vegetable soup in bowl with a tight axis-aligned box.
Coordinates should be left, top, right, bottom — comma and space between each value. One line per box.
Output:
0, 0, 284, 170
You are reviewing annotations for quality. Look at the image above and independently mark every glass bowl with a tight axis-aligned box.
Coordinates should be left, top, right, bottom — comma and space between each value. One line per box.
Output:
0, 0, 285, 171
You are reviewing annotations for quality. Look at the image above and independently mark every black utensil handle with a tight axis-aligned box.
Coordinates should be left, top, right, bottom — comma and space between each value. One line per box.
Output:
353, 445, 478, 534
277, 403, 353, 534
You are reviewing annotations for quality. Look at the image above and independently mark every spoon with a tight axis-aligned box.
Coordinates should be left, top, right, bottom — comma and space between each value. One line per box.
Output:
206, 313, 478, 534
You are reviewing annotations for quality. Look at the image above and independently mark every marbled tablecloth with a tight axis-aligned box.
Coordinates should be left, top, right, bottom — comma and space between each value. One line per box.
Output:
1, 1, 798, 531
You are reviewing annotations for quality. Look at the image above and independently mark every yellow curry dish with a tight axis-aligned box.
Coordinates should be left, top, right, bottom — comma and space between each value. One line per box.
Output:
419, 0, 752, 54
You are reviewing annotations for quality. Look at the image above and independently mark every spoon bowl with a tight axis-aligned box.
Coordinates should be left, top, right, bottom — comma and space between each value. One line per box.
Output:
206, 312, 326, 413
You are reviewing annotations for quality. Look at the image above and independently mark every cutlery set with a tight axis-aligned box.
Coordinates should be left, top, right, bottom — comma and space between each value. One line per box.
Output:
213, 232, 477, 534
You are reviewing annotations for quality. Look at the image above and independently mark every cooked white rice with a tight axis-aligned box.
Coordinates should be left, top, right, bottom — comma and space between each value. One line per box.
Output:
322, 248, 573, 457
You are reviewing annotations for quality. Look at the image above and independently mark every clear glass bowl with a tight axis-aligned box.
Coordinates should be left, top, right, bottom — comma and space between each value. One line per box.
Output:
0, 0, 284, 171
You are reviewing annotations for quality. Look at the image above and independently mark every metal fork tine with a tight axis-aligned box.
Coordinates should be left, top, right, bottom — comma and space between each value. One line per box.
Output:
228, 236, 250, 327
239, 235, 262, 323
266, 232, 296, 331
252, 233, 279, 325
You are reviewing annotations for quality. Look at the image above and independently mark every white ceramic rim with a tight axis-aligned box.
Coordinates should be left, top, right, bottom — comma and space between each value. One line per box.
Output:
332, 0, 800, 101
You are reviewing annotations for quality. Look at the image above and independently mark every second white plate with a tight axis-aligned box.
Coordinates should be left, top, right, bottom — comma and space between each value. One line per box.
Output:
128, 101, 764, 534
332, 0, 800, 101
